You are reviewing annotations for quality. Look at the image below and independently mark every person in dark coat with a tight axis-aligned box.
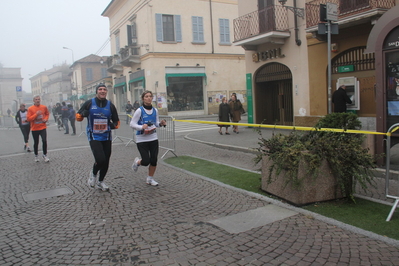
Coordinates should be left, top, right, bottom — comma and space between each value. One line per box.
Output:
229, 93, 245, 133
332, 85, 352, 113
218, 97, 231, 135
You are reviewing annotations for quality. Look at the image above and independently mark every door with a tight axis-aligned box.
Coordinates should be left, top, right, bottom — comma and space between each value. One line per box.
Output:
258, 0, 275, 33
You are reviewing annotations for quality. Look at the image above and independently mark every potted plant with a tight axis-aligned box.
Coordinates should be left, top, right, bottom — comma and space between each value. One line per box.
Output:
255, 113, 378, 206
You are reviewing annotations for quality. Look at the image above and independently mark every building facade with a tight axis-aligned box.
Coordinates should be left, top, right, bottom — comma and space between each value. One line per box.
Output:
101, 0, 246, 116
234, 0, 398, 156
0, 66, 23, 115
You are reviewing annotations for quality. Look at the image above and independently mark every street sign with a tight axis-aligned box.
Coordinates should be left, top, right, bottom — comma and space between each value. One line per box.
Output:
337, 65, 354, 73
16, 86, 22, 98
326, 3, 338, 21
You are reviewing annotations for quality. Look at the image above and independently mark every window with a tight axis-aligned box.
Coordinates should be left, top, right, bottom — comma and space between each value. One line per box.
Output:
219, 18, 230, 44
86, 68, 93, 81
127, 22, 137, 46
156, 14, 182, 42
192, 16, 204, 43
101, 68, 108, 78
115, 32, 120, 53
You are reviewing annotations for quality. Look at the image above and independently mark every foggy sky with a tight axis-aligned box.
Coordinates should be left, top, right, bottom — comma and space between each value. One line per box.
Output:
0, 0, 112, 92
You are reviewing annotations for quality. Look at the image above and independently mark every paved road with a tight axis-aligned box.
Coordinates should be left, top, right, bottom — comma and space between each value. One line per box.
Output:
1, 116, 399, 265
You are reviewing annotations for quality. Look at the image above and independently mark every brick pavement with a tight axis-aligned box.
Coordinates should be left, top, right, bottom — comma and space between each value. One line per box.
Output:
1, 124, 399, 265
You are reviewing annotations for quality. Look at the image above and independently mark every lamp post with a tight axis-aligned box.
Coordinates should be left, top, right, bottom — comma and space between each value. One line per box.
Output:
63, 46, 74, 63
278, 0, 304, 46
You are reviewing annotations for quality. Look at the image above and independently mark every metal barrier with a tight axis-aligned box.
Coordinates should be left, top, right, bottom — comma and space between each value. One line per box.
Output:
111, 115, 177, 158
385, 123, 399, 221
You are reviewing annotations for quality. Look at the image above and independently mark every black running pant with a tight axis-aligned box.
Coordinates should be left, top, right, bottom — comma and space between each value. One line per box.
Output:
19, 124, 30, 143
137, 140, 159, 167
89, 140, 112, 182
32, 129, 47, 156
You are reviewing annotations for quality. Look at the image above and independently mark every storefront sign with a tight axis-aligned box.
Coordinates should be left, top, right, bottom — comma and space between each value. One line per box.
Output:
383, 26, 399, 50
252, 48, 285, 63
337, 65, 354, 73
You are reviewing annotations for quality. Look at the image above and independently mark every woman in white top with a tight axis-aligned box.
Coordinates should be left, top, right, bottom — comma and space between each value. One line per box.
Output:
130, 90, 166, 186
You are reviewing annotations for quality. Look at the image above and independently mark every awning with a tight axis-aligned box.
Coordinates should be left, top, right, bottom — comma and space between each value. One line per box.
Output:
165, 73, 207, 86
79, 95, 88, 100
129, 76, 146, 89
114, 82, 127, 94
69, 95, 78, 101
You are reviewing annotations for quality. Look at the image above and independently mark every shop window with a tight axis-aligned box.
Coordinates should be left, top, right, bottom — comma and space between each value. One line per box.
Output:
167, 77, 204, 111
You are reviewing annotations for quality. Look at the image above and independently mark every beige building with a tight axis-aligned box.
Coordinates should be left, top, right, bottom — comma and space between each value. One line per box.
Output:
0, 66, 23, 115
101, 0, 246, 116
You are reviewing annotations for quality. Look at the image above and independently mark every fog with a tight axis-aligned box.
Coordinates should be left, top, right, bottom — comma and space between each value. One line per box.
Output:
0, 0, 112, 92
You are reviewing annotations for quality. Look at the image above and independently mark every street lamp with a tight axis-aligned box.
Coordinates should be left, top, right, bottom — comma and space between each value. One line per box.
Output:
278, 0, 304, 46
278, 0, 305, 19
63, 46, 75, 63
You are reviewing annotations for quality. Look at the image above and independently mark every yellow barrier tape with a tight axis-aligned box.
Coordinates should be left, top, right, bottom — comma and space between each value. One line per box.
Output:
173, 119, 388, 136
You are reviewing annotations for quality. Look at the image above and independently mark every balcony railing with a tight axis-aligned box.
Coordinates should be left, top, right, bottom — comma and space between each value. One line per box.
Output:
306, 0, 395, 29
106, 55, 123, 73
233, 5, 289, 43
120, 46, 141, 66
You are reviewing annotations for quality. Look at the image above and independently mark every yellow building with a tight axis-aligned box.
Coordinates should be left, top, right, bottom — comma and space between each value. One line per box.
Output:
101, 0, 246, 116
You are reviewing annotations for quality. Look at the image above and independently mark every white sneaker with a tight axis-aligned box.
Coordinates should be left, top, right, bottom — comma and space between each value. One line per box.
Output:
35, 155, 40, 162
88, 171, 97, 188
42, 155, 50, 162
96, 181, 109, 191
132, 157, 140, 172
146, 177, 158, 186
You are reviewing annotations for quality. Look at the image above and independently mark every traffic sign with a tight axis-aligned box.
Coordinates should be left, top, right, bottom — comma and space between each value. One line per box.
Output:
326, 3, 338, 21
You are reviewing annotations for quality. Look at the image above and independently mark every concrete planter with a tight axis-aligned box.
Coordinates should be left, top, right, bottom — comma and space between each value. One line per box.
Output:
261, 156, 343, 206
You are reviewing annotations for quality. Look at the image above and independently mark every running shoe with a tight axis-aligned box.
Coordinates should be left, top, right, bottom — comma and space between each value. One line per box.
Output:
96, 181, 109, 191
35, 155, 40, 162
27, 147, 31, 152
43, 155, 50, 162
88, 171, 97, 188
146, 177, 158, 186
132, 157, 140, 172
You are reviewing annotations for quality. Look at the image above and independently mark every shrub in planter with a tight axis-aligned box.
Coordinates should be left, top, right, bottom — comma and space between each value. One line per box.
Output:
255, 113, 378, 203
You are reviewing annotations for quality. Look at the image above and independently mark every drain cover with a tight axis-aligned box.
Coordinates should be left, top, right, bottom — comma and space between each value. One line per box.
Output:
22, 187, 74, 201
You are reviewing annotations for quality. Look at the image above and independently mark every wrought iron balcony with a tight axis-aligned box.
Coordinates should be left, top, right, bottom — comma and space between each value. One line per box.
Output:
106, 55, 123, 73
233, 5, 290, 49
305, 0, 395, 30
120, 46, 141, 66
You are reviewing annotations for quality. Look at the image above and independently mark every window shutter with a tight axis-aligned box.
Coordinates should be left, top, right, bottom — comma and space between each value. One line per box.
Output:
175, 15, 182, 42
156, 14, 163, 42
127, 25, 132, 46
192, 16, 198, 42
198, 17, 204, 42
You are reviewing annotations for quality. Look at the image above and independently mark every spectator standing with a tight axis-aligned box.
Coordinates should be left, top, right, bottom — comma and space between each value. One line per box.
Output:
27, 95, 50, 162
76, 84, 120, 191
7, 108, 11, 117
61, 102, 70, 134
15, 103, 31, 152
125, 101, 133, 124
68, 104, 76, 136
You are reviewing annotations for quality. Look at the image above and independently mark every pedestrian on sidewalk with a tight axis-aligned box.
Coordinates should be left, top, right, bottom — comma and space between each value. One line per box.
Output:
130, 90, 167, 186
229, 93, 245, 134
218, 97, 231, 135
61, 101, 70, 134
68, 104, 76, 135
15, 103, 31, 152
76, 84, 120, 191
27, 95, 50, 162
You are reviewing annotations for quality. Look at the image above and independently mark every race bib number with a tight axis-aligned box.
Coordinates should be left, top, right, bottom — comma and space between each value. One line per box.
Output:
93, 119, 108, 133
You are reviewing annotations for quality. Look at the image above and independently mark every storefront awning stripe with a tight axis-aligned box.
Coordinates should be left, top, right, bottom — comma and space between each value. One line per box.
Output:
165, 73, 207, 86
129, 76, 146, 90
114, 82, 126, 88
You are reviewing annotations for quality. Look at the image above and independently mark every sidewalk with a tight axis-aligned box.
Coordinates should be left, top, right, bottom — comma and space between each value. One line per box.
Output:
1, 118, 399, 265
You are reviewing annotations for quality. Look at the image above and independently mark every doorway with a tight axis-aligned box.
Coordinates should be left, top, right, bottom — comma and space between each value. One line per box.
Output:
254, 63, 293, 125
